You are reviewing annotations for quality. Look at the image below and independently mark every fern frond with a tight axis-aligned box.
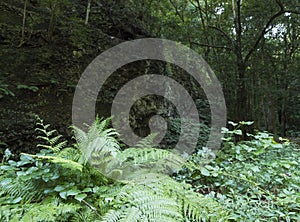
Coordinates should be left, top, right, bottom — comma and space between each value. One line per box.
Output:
134, 133, 158, 149
22, 153, 83, 171
119, 207, 141, 222
35, 116, 67, 152
0, 176, 45, 204
58, 147, 82, 163
101, 209, 122, 222
74, 118, 186, 181
49, 135, 63, 144
53, 140, 68, 152
20, 197, 80, 222
71, 207, 101, 222
72, 117, 121, 179
108, 148, 185, 181
101, 181, 183, 222
100, 176, 232, 222
47, 129, 57, 137
72, 126, 87, 144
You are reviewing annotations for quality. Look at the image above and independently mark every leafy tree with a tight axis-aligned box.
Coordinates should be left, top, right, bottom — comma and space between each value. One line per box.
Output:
143, 0, 300, 135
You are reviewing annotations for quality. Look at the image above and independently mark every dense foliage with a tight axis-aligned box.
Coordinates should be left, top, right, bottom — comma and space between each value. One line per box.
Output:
0, 117, 232, 221
1, 0, 300, 221
0, 118, 299, 221
176, 122, 300, 221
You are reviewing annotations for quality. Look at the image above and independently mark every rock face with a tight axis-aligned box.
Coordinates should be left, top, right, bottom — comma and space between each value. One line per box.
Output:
0, 1, 211, 156
0, 0, 154, 154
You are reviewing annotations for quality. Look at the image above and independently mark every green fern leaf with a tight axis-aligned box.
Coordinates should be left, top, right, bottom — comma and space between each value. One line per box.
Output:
119, 207, 141, 222
101, 209, 121, 222
21, 153, 83, 171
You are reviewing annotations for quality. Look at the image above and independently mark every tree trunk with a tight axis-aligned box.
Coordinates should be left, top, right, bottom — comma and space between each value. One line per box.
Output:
232, 0, 251, 123
280, 102, 286, 136
268, 95, 278, 140
236, 62, 250, 122
85, 0, 92, 25
47, 2, 57, 41
19, 0, 28, 46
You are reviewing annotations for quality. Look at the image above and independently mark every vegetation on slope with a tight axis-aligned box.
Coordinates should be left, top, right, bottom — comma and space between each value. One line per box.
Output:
0, 118, 299, 221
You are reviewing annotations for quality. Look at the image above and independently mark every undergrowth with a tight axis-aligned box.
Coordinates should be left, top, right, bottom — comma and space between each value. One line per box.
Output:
1, 118, 299, 221
175, 121, 300, 221
0, 116, 232, 221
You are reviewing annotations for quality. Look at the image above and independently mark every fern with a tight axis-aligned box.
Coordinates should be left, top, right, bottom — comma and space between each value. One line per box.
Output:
35, 115, 67, 152
20, 197, 80, 222
101, 210, 122, 222
0, 155, 46, 204
74, 119, 185, 181
73, 117, 120, 163
71, 118, 232, 221
100, 177, 231, 222
134, 133, 158, 149
58, 147, 83, 163
0, 117, 232, 222
21, 153, 83, 171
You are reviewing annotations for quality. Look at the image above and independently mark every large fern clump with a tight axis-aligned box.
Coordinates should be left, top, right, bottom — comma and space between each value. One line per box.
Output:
73, 117, 232, 221
101, 176, 231, 222
0, 116, 232, 221
0, 116, 107, 221
73, 117, 186, 181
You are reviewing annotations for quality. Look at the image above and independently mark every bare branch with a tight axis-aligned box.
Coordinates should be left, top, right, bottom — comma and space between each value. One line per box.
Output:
275, 0, 284, 11
191, 41, 233, 50
194, 0, 206, 28
188, 0, 198, 9
208, 25, 234, 45
245, 11, 284, 62
81, 199, 101, 218
20, 0, 28, 47
169, 0, 185, 23
85, 0, 92, 25
245, 1, 300, 62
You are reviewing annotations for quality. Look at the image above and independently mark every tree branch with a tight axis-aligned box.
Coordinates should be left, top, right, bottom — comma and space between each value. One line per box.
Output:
194, 0, 206, 28
169, 0, 185, 23
191, 41, 232, 50
244, 1, 300, 62
19, 0, 28, 47
275, 0, 284, 11
81, 199, 101, 218
208, 25, 234, 46
85, 0, 92, 25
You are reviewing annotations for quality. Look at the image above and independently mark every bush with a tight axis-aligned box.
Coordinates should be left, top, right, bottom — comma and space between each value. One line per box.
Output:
175, 121, 300, 221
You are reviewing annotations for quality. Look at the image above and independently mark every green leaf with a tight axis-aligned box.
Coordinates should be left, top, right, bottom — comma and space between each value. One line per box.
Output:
251, 166, 260, 172
234, 130, 243, 135
201, 167, 210, 176
21, 153, 83, 171
82, 187, 92, 192
75, 193, 87, 202
282, 163, 291, 169
12, 197, 22, 203
0, 178, 12, 186
54, 185, 65, 192
239, 121, 254, 125
67, 189, 81, 196
228, 121, 238, 126
253, 148, 265, 156
221, 127, 229, 133
59, 191, 68, 199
